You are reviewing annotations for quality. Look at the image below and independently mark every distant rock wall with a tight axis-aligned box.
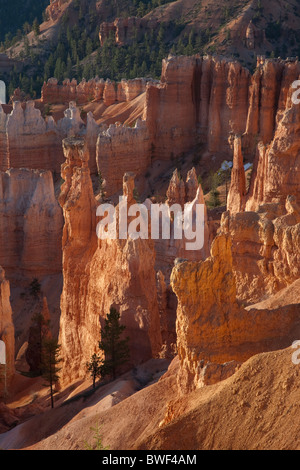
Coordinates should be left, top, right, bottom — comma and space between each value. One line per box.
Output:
0, 101, 99, 174
3, 56, 300, 199
96, 119, 151, 196
0, 168, 63, 280
145, 56, 300, 163
41, 77, 149, 106
99, 17, 158, 46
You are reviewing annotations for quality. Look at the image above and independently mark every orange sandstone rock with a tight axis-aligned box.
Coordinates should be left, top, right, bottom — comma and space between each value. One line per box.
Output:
227, 136, 246, 213
58, 140, 162, 386
0, 267, 15, 395
171, 234, 300, 393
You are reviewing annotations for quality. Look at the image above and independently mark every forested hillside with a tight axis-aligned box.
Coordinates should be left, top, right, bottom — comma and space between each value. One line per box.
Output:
0, 0, 49, 43
1, 0, 300, 101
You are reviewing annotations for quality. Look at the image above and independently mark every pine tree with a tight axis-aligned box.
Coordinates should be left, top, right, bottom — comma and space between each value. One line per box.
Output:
86, 353, 102, 389
99, 307, 130, 381
41, 339, 62, 409
207, 171, 222, 208
32, 18, 40, 37
26, 310, 50, 374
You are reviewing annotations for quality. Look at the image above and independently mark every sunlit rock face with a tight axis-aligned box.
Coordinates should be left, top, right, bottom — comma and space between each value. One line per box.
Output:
171, 234, 300, 393
58, 139, 162, 386
0, 267, 15, 395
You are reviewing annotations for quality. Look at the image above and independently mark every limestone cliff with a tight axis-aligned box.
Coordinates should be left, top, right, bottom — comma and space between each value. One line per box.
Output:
246, 78, 300, 211
5, 56, 300, 200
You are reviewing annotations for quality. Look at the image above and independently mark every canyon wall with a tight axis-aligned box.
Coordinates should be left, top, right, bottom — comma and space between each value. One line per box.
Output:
0, 267, 15, 396
225, 75, 300, 304
145, 56, 300, 163
245, 76, 300, 211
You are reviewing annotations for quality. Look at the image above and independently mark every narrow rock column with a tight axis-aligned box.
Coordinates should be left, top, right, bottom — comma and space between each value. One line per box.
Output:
227, 136, 246, 213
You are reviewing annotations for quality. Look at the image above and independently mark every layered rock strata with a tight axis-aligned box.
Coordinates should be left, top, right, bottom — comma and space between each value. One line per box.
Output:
171, 234, 300, 393
144, 55, 300, 162
245, 78, 300, 211
221, 196, 300, 304
5, 56, 300, 199
96, 119, 150, 196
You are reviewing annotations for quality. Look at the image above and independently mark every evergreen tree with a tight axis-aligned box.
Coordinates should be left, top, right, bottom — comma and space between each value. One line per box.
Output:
29, 278, 42, 299
32, 18, 40, 37
26, 310, 51, 374
207, 171, 222, 208
99, 307, 130, 381
41, 339, 62, 409
86, 353, 102, 389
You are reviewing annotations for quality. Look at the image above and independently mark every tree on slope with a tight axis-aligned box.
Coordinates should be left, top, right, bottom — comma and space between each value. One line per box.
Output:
98, 307, 130, 381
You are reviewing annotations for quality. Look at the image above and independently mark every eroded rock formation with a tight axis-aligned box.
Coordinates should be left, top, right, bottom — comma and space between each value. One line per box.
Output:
246, 79, 300, 211
0, 101, 99, 174
222, 196, 300, 304
171, 234, 300, 393
5, 56, 300, 200
59, 139, 162, 386
46, 0, 70, 22
41, 77, 149, 106
97, 119, 151, 196
227, 136, 246, 213
0, 168, 63, 281
155, 168, 210, 279
99, 17, 158, 47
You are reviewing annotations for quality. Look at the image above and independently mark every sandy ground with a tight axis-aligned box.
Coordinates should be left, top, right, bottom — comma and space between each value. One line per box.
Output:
0, 345, 299, 450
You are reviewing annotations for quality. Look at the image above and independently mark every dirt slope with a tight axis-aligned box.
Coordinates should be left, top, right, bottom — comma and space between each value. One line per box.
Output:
138, 347, 300, 450
0, 346, 299, 450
